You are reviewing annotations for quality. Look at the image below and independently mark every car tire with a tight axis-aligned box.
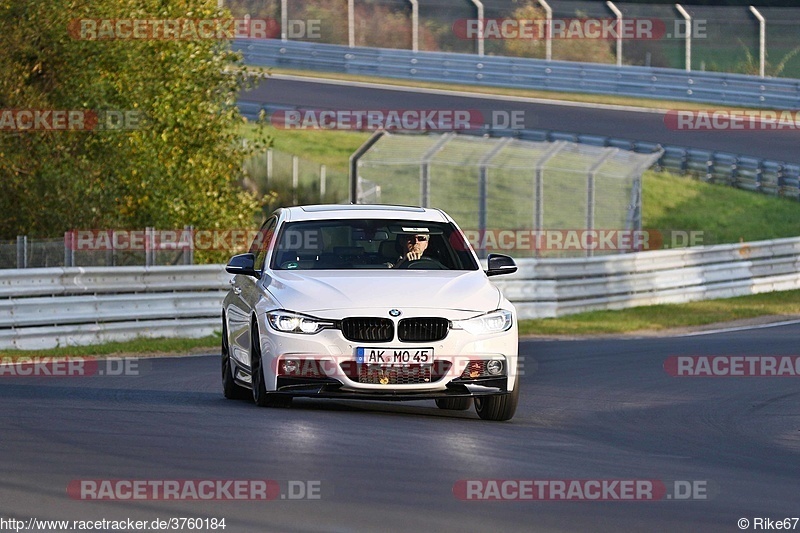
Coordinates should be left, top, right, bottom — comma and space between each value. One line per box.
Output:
435, 397, 472, 410
250, 320, 292, 408
222, 319, 250, 401
474, 380, 519, 421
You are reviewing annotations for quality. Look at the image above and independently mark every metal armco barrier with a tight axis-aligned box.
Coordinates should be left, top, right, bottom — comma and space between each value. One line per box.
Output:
0, 266, 231, 350
2, 237, 800, 349
234, 39, 800, 110
492, 237, 800, 319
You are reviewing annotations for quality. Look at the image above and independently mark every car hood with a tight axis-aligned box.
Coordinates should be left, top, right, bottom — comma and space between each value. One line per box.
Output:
264, 270, 501, 315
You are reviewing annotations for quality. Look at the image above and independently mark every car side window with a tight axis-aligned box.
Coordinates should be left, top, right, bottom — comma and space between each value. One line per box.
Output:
252, 217, 277, 272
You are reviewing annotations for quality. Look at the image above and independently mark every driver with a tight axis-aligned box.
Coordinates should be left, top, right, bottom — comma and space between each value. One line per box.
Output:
392, 233, 429, 268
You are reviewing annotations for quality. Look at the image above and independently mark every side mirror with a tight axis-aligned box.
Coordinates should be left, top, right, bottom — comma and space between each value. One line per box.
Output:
485, 254, 517, 277
226, 253, 259, 278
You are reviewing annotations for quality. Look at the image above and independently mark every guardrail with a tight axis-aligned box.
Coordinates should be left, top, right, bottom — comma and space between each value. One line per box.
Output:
234, 39, 800, 110
0, 266, 231, 350
2, 237, 799, 349
493, 237, 800, 319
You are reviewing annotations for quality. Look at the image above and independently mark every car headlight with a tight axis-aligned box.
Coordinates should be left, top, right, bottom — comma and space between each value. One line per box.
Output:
452, 310, 513, 335
267, 310, 335, 334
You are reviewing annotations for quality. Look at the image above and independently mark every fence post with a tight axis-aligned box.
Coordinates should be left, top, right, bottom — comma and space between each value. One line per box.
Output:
280, 0, 288, 42
63, 232, 73, 268
408, 0, 419, 52
532, 141, 566, 257
184, 225, 194, 265
420, 133, 453, 208
292, 155, 299, 205
468, 0, 484, 56
586, 149, 617, 257
349, 130, 386, 203
538, 0, 552, 61
675, 4, 692, 71
267, 148, 273, 182
348, 0, 355, 47
749, 7, 766, 78
477, 138, 512, 258
145, 227, 154, 267
320, 165, 327, 199
16, 236, 27, 268
606, 2, 623, 67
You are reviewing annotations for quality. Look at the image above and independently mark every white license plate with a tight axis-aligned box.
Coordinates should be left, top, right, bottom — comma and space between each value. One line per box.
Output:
356, 347, 434, 365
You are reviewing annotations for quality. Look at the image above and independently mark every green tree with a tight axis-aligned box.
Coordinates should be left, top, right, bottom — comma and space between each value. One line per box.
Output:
0, 0, 265, 242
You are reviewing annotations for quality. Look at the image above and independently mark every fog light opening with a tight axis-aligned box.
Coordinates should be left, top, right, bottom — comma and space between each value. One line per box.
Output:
486, 359, 504, 376
281, 359, 299, 375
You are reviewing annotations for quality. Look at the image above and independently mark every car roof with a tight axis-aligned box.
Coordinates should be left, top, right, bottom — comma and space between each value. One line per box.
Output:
279, 204, 451, 223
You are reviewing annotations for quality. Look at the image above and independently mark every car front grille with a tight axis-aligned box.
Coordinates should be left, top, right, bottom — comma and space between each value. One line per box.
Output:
398, 318, 450, 342
341, 318, 394, 342
340, 362, 452, 385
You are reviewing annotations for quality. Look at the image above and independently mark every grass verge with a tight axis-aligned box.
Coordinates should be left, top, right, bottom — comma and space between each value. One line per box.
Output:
519, 290, 800, 336
239, 122, 369, 174
0, 334, 220, 359
642, 170, 800, 245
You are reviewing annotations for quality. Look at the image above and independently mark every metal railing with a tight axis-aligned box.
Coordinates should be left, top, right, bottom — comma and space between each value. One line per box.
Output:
223, 2, 800, 77
234, 39, 800, 109
492, 236, 800, 319
0, 265, 230, 350
2, 236, 799, 349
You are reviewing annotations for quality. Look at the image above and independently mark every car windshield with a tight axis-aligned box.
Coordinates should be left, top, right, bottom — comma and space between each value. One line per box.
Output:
270, 219, 479, 271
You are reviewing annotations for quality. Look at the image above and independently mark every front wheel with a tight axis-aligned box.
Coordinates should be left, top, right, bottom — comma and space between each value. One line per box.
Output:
250, 321, 292, 408
474, 381, 519, 421
222, 319, 250, 400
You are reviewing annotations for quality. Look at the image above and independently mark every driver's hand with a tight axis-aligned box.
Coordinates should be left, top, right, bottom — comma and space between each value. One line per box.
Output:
405, 251, 422, 261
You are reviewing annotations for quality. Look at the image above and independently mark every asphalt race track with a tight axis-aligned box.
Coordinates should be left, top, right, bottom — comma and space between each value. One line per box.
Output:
2, 323, 799, 532
242, 76, 800, 164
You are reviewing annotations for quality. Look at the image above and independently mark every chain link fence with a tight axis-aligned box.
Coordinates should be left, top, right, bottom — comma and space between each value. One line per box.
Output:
0, 232, 194, 270
225, 0, 800, 77
353, 132, 662, 257
244, 148, 348, 206
2, 147, 350, 269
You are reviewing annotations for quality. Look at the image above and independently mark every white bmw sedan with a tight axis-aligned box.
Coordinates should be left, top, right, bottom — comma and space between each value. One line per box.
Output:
221, 204, 520, 421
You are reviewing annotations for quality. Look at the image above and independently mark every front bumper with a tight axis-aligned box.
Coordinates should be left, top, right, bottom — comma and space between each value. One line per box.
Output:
274, 377, 511, 401
237, 314, 519, 396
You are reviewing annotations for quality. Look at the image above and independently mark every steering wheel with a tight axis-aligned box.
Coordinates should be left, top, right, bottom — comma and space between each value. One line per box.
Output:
397, 256, 447, 269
